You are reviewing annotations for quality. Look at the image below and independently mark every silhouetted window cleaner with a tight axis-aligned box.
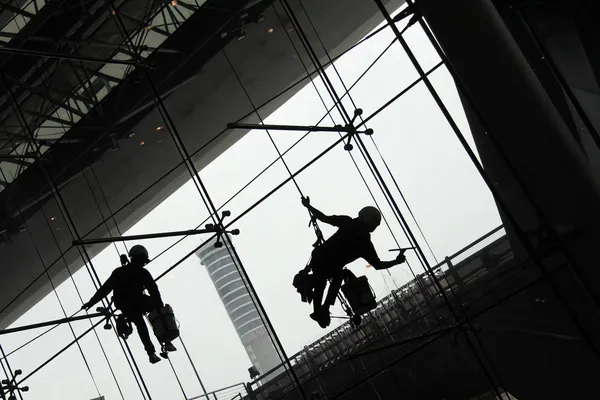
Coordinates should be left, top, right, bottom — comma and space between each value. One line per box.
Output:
294, 198, 407, 328
82, 245, 179, 364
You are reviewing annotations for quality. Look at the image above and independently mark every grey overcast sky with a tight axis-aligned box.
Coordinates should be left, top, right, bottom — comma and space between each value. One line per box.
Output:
1, 8, 501, 400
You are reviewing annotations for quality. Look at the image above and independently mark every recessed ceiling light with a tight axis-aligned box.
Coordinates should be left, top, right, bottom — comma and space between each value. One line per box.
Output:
156, 126, 164, 131
140, 141, 145, 146
50, 217, 56, 221
268, 28, 274, 33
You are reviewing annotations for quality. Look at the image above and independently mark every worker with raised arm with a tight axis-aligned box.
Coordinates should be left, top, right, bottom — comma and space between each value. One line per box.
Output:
298, 197, 406, 328
82, 245, 176, 364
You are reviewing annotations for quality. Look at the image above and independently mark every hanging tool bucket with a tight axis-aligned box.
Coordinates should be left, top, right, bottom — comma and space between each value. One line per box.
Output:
148, 304, 180, 343
341, 276, 377, 315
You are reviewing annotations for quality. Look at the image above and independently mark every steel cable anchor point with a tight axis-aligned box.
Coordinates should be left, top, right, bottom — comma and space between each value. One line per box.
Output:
1, 368, 29, 400
204, 210, 240, 248
343, 109, 374, 151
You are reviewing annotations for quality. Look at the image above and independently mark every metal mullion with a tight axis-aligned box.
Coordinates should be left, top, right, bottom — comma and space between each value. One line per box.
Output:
175, 1, 199, 13
5, 73, 96, 107
165, 4, 182, 30
171, 2, 189, 23
1, 3, 35, 19
75, 62, 122, 85
119, 12, 170, 37
160, 8, 170, 34
21, 109, 73, 126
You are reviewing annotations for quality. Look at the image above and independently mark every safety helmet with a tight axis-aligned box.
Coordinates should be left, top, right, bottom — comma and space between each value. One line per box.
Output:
128, 245, 149, 263
358, 206, 381, 230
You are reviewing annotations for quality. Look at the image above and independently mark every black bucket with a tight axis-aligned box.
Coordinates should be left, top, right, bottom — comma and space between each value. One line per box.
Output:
148, 304, 180, 343
341, 276, 377, 315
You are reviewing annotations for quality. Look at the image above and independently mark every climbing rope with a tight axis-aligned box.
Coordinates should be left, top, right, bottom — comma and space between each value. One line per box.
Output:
271, 3, 433, 313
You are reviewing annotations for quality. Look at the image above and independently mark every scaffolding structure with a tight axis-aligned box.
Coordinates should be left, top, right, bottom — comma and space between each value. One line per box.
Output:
0, 0, 598, 399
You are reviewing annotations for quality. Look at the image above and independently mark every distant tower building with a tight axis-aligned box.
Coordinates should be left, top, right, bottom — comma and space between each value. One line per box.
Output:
195, 237, 280, 378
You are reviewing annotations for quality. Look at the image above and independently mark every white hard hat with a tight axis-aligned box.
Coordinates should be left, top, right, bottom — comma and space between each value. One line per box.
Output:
129, 245, 149, 262
358, 206, 381, 228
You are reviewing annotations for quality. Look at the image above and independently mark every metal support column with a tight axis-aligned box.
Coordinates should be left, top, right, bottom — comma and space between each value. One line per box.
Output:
415, 0, 600, 318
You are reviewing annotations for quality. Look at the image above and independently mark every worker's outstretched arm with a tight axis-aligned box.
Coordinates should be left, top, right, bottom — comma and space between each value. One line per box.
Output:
83, 275, 114, 310
301, 197, 343, 226
372, 253, 407, 270
143, 270, 164, 309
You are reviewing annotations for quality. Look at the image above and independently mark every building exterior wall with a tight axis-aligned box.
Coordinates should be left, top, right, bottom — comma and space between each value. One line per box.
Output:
196, 238, 280, 376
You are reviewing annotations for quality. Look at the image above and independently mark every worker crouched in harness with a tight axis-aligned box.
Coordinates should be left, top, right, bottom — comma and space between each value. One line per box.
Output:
295, 198, 407, 328
82, 245, 177, 364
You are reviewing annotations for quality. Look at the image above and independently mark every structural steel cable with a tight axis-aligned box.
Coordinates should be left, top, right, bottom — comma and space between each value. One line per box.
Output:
167, 357, 188, 400
0, 345, 23, 400
81, 167, 128, 256
82, 165, 161, 400
15, 318, 105, 387
283, 0, 446, 323
270, 4, 430, 304
281, 1, 508, 397
274, 1, 438, 316
152, 101, 356, 283
80, 171, 156, 400
36, 196, 141, 400
17, 189, 127, 399
295, 0, 440, 269
179, 335, 208, 396
0, 168, 104, 396
1, 68, 154, 400
109, 3, 308, 398
19, 205, 102, 398
222, 46, 367, 323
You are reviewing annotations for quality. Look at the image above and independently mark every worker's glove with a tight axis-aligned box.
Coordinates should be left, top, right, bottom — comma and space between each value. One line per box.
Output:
301, 196, 311, 208
395, 253, 406, 264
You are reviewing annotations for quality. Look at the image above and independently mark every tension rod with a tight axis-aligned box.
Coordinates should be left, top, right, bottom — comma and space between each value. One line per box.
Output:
73, 210, 240, 246
72, 227, 240, 246
227, 122, 373, 135
0, 313, 105, 336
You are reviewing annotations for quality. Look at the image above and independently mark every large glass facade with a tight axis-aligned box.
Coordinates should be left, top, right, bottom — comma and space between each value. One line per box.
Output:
0, 0, 598, 399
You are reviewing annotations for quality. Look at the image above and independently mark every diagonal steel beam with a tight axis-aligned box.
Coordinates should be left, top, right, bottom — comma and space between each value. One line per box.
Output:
4, 74, 96, 107
175, 1, 200, 13
0, 46, 140, 66
1, 3, 35, 19
1, 158, 31, 167
119, 12, 170, 37
74, 63, 123, 85
21, 109, 74, 126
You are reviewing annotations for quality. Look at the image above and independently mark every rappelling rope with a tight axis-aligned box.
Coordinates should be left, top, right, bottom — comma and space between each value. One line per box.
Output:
271, 3, 434, 317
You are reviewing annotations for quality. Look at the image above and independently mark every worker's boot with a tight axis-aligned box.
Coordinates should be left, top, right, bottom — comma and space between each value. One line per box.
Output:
148, 353, 161, 364
163, 342, 177, 352
310, 306, 331, 329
